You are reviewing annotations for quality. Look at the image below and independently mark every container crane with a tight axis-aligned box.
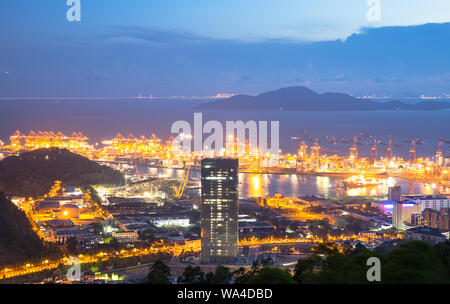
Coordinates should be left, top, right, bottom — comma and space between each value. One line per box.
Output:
172, 161, 191, 199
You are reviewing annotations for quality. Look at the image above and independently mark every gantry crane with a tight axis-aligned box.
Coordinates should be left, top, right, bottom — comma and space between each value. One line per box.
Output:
172, 161, 191, 199
349, 135, 358, 159
370, 136, 378, 163
311, 139, 320, 160
436, 137, 444, 166
385, 135, 393, 160
409, 139, 416, 164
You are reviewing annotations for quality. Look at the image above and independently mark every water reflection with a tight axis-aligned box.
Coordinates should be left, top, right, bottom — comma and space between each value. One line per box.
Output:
141, 166, 441, 199
316, 176, 331, 197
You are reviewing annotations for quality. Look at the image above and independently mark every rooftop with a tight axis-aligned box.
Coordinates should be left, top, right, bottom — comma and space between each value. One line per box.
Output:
405, 227, 445, 237
403, 195, 448, 200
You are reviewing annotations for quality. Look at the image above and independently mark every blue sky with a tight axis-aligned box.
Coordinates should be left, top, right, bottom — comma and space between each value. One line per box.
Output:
1, 1, 450, 97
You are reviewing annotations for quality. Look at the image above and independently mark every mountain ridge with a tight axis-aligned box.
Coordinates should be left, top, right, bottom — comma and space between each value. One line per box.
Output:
196, 86, 450, 111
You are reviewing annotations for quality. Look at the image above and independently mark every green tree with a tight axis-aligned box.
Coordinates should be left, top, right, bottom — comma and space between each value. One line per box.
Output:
146, 259, 171, 284
435, 241, 450, 277
205, 265, 233, 284
233, 267, 250, 284
382, 241, 449, 283
178, 266, 205, 284
294, 242, 384, 284
246, 267, 296, 284
294, 241, 450, 284
293, 256, 321, 283
232, 261, 266, 284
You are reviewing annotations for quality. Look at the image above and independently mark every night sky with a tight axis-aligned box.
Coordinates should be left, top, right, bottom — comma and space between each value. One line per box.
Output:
1, 1, 450, 98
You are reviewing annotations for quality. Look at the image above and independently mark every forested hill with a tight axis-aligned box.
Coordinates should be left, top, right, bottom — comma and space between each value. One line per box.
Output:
0, 192, 48, 267
0, 148, 124, 197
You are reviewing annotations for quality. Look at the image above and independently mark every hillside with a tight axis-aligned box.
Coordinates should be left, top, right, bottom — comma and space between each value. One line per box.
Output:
0, 148, 125, 197
196, 86, 450, 111
0, 192, 49, 266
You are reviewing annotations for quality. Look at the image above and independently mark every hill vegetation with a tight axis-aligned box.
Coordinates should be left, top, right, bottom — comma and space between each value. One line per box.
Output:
0, 148, 124, 197
0, 192, 59, 266
147, 240, 450, 284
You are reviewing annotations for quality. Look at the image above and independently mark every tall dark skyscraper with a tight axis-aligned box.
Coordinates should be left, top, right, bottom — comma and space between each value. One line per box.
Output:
201, 158, 239, 264
388, 185, 402, 203
390, 185, 403, 230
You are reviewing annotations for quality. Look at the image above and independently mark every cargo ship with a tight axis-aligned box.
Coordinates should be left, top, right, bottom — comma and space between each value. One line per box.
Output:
341, 175, 384, 188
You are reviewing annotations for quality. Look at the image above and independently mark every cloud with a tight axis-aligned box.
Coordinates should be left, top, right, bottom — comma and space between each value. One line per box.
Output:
97, 27, 213, 46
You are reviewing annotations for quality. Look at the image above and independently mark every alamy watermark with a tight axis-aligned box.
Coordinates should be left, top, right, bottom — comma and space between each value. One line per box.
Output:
366, 257, 381, 282
170, 113, 280, 157
366, 0, 381, 22
66, 0, 81, 22
66, 257, 81, 281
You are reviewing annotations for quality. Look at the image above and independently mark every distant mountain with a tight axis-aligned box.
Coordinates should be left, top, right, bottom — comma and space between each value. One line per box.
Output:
0, 148, 125, 198
196, 86, 450, 111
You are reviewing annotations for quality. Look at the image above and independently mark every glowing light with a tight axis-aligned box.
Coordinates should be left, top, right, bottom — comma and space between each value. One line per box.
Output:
252, 175, 260, 189
387, 177, 396, 187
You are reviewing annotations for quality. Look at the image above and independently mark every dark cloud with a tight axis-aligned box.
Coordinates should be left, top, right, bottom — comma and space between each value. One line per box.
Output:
1, 23, 450, 97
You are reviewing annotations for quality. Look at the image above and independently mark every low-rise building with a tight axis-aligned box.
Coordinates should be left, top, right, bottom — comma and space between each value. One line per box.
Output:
150, 217, 190, 227
422, 208, 450, 231
403, 195, 450, 211
54, 204, 80, 219
403, 227, 446, 244
111, 231, 139, 243
423, 208, 440, 228
45, 219, 75, 228
51, 227, 94, 243
440, 208, 450, 231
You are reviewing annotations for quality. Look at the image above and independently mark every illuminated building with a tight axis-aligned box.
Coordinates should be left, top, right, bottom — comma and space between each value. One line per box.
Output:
390, 185, 404, 230
440, 208, 450, 231
51, 227, 93, 243
403, 195, 450, 211
390, 185, 422, 230
201, 158, 239, 264
392, 202, 403, 230
54, 204, 80, 219
423, 208, 439, 228
393, 201, 422, 230
423, 208, 450, 231
111, 231, 139, 243
150, 217, 190, 227
388, 185, 402, 203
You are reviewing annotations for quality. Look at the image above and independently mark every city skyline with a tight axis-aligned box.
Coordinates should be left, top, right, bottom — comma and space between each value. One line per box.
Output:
1, 0, 450, 289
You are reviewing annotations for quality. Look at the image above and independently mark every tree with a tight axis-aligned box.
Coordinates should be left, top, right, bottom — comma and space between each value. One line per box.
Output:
0, 192, 52, 266
435, 241, 450, 277
246, 267, 296, 284
293, 256, 321, 283
146, 259, 171, 284
293, 241, 450, 284
294, 242, 381, 284
382, 241, 449, 283
205, 265, 233, 284
233, 267, 249, 284
178, 266, 205, 284
65, 236, 78, 254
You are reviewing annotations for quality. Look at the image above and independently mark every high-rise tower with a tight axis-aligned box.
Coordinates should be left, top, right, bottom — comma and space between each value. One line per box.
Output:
201, 158, 239, 264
